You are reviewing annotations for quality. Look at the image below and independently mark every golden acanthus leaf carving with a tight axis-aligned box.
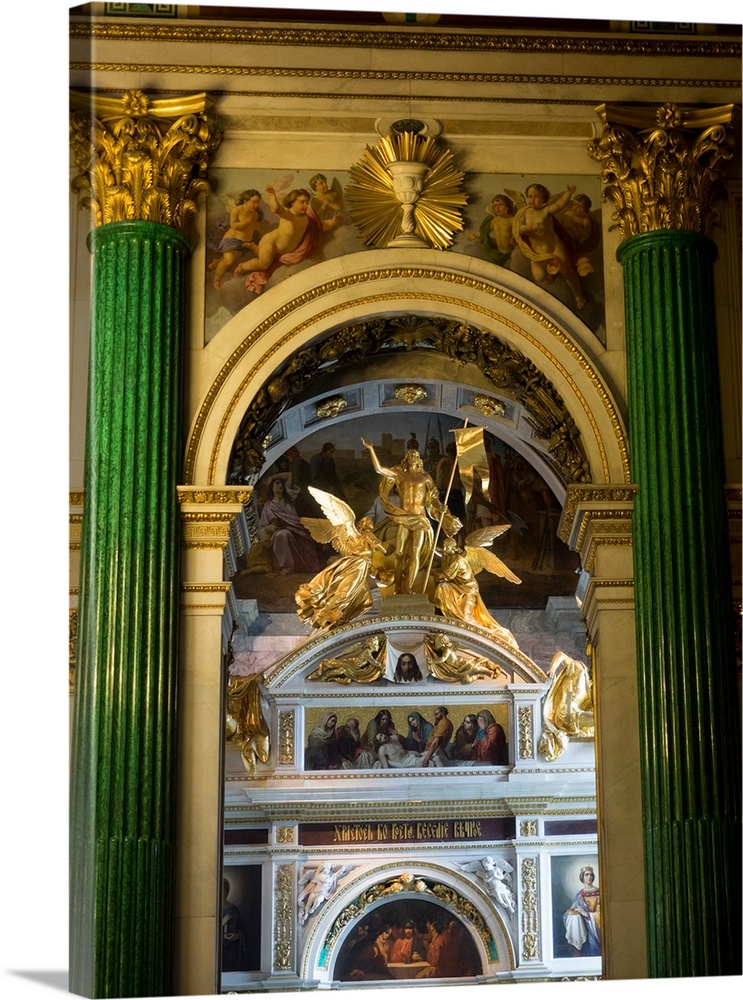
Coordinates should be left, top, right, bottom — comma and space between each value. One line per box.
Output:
590, 102, 735, 240
394, 383, 428, 404
520, 857, 540, 961
347, 131, 467, 249
315, 395, 348, 418
69, 90, 221, 235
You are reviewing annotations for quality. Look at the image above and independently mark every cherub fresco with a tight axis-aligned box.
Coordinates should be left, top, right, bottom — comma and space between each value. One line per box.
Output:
468, 192, 516, 265
205, 172, 362, 337
309, 172, 344, 219
204, 170, 604, 345
508, 183, 587, 309
463, 176, 605, 339
234, 184, 342, 295
208, 189, 263, 291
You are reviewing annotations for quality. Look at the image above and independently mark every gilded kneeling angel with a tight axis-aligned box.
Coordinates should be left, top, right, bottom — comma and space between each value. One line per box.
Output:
296, 486, 387, 630
433, 527, 521, 648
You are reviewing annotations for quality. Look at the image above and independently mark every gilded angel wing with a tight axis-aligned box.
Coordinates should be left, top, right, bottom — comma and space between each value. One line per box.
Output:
300, 517, 337, 544
301, 486, 360, 555
464, 526, 522, 585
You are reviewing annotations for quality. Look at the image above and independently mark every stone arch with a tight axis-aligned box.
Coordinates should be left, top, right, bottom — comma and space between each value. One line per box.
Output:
300, 862, 515, 984
185, 249, 629, 488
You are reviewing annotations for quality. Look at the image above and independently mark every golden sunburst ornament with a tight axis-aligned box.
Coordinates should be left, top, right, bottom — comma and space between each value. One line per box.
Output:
346, 132, 467, 250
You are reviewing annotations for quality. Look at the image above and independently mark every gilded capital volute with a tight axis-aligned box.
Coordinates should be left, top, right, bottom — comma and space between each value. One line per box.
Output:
589, 102, 735, 240
69, 90, 221, 235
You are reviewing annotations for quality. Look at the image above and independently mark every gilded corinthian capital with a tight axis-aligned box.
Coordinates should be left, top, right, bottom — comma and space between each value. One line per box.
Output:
69, 90, 221, 234
589, 102, 735, 240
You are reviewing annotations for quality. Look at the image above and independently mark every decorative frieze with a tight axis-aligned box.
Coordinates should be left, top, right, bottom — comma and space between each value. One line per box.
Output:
278, 711, 295, 766
518, 706, 534, 759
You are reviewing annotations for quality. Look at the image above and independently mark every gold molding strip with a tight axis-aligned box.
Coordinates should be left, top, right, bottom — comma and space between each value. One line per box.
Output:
68, 22, 742, 59
69, 63, 739, 94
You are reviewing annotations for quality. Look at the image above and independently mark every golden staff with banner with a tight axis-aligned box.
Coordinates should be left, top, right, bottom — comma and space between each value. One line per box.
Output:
422, 421, 491, 593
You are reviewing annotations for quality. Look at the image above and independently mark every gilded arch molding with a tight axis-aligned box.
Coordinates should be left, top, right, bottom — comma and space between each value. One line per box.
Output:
185, 251, 629, 488
300, 862, 515, 981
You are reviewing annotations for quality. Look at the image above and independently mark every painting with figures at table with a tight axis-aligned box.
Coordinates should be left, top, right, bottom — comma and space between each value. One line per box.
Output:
231, 411, 580, 613
303, 703, 509, 772
205, 170, 604, 343
332, 897, 483, 982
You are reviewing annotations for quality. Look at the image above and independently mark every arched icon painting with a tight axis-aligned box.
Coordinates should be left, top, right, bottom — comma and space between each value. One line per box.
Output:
333, 898, 483, 981
232, 412, 580, 614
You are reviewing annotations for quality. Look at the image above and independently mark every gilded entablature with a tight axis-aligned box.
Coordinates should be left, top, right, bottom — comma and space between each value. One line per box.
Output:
69, 20, 742, 59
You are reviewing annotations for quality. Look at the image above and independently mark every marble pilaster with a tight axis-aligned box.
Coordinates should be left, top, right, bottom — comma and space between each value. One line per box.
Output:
560, 484, 644, 979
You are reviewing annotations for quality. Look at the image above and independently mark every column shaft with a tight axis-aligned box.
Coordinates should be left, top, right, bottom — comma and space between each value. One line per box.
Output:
619, 229, 741, 977
70, 220, 189, 997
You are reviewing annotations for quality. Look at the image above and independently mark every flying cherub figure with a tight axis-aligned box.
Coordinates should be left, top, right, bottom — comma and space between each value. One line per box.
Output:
461, 857, 516, 912
506, 183, 587, 309
295, 486, 387, 631
297, 863, 353, 922
433, 526, 521, 648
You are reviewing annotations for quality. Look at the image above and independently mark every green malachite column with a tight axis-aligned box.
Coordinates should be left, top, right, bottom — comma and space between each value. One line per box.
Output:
69, 91, 219, 998
592, 102, 741, 979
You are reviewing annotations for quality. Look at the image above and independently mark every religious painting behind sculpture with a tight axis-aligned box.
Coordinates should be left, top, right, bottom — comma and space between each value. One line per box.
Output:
550, 854, 601, 960
332, 898, 483, 982
205, 169, 604, 344
303, 702, 509, 771
222, 864, 262, 972
232, 412, 579, 613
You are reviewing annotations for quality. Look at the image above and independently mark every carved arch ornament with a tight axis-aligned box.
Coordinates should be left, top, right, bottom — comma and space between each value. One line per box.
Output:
229, 313, 591, 487
261, 615, 547, 691
183, 255, 630, 489
300, 863, 514, 981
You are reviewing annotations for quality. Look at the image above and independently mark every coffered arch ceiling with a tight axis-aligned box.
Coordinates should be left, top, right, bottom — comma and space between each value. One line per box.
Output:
231, 318, 586, 501
184, 250, 629, 488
